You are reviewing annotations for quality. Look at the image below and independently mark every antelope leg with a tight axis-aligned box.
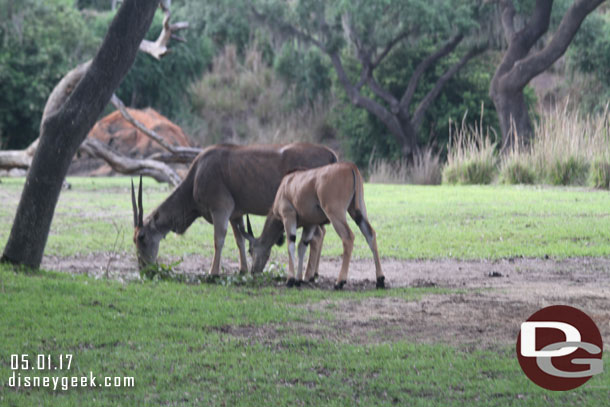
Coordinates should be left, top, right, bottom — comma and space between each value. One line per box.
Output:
297, 226, 316, 282
209, 209, 232, 276
304, 225, 325, 282
230, 217, 248, 274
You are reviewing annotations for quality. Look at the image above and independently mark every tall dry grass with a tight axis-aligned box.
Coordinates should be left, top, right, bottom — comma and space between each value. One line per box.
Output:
500, 103, 610, 186
441, 103, 610, 187
442, 110, 498, 185
368, 147, 442, 185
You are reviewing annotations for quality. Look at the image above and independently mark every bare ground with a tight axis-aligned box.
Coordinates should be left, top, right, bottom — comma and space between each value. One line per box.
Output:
41, 254, 610, 350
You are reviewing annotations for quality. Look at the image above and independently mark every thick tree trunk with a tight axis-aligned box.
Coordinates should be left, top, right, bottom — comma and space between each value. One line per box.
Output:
491, 88, 533, 152
1, 0, 159, 269
397, 114, 419, 158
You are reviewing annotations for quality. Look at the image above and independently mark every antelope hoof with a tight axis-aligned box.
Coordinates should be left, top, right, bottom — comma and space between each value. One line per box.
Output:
286, 278, 297, 288
295, 280, 302, 287
308, 273, 319, 283
376, 276, 386, 289
334, 280, 346, 290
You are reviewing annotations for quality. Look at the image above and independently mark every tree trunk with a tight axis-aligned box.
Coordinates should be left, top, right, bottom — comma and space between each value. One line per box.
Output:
491, 88, 533, 152
397, 113, 419, 158
1, 0, 159, 269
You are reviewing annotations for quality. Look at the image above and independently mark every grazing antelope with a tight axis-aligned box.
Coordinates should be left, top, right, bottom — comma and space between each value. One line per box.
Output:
238, 162, 385, 290
131, 143, 337, 276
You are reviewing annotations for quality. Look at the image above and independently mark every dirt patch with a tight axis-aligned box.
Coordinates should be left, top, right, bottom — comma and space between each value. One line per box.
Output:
41, 254, 610, 349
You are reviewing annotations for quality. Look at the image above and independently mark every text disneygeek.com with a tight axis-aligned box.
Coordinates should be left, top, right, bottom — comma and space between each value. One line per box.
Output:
6, 354, 134, 391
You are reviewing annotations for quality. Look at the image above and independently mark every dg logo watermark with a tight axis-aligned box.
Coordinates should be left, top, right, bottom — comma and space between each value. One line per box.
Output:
516, 305, 604, 391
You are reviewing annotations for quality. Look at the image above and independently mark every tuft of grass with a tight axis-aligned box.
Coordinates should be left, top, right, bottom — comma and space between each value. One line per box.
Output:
409, 147, 442, 185
500, 158, 536, 184
499, 141, 537, 185
368, 159, 409, 184
547, 156, 590, 186
139, 260, 185, 282
589, 158, 610, 189
369, 147, 441, 185
448, 104, 610, 187
443, 112, 498, 185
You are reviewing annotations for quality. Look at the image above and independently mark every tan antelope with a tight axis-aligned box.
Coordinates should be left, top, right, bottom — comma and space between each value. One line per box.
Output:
131, 143, 337, 276
238, 162, 385, 290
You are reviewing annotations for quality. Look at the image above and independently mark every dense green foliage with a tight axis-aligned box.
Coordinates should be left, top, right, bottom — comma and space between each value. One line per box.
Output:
274, 43, 332, 108
0, 0, 98, 148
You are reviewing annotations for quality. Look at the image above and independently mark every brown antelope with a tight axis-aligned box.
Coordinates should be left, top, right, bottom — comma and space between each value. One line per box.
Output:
238, 162, 385, 290
131, 143, 337, 276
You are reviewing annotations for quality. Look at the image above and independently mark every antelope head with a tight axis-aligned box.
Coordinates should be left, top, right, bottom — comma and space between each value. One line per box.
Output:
131, 176, 163, 270
238, 215, 285, 274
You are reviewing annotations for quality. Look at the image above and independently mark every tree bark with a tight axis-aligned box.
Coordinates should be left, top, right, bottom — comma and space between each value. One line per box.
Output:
491, 0, 606, 152
493, 90, 533, 151
1, 0, 159, 268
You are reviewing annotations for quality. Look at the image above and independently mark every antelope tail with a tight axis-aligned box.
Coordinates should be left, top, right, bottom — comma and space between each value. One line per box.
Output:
351, 167, 365, 226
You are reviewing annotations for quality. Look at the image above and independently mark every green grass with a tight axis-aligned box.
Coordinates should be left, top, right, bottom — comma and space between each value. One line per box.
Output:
1, 267, 607, 406
3, 177, 610, 262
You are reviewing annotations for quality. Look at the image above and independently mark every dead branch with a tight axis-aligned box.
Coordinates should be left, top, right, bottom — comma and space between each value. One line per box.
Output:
0, 139, 39, 170
80, 139, 182, 186
139, 5, 189, 60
